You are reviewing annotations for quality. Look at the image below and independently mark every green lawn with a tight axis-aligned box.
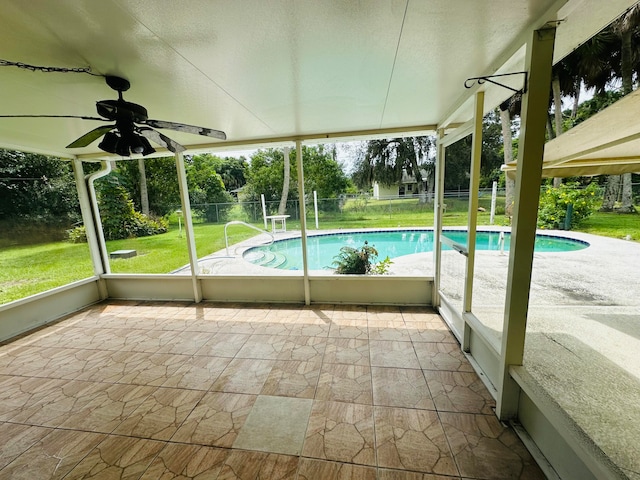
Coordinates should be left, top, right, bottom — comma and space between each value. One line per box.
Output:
1, 198, 638, 305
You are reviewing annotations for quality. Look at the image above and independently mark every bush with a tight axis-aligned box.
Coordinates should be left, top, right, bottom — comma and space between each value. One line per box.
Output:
98, 179, 168, 240
537, 182, 600, 230
332, 241, 392, 274
67, 225, 87, 243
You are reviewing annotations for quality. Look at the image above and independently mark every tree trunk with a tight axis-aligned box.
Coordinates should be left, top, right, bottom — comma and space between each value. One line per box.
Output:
138, 159, 149, 216
499, 107, 516, 217
571, 83, 580, 120
278, 147, 291, 215
411, 138, 427, 204
616, 29, 635, 212
551, 77, 564, 188
600, 175, 620, 212
618, 173, 637, 213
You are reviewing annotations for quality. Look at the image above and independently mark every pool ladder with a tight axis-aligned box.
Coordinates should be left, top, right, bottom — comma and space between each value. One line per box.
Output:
224, 221, 274, 256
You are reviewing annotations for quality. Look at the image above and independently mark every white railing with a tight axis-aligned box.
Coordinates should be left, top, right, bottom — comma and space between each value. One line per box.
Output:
224, 221, 274, 256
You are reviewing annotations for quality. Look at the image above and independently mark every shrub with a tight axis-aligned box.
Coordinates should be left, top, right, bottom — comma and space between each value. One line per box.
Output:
537, 182, 600, 230
67, 225, 87, 243
332, 241, 392, 274
98, 179, 168, 240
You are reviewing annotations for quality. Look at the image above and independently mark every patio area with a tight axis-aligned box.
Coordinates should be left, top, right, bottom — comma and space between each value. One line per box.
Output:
0, 301, 544, 479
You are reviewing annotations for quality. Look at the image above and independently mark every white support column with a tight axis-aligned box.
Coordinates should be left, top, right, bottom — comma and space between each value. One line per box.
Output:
71, 159, 108, 299
295, 141, 311, 305
462, 91, 485, 350
497, 26, 556, 420
432, 128, 446, 307
175, 151, 202, 303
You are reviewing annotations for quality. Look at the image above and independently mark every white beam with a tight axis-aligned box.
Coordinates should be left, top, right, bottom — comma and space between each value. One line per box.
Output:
175, 151, 202, 302
295, 140, 311, 305
497, 26, 557, 420
432, 128, 446, 307
462, 91, 485, 350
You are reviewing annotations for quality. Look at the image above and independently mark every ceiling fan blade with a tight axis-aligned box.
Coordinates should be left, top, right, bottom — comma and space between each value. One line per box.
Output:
0, 114, 104, 121
139, 127, 186, 153
66, 125, 116, 148
144, 119, 226, 140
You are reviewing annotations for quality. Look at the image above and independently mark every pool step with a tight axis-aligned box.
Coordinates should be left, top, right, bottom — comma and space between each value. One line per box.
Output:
245, 250, 288, 269
261, 252, 287, 268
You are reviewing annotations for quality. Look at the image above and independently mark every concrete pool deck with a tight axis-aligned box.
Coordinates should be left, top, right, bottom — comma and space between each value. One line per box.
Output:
182, 228, 640, 478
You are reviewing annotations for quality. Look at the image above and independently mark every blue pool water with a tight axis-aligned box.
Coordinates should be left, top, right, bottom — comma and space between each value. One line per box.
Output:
243, 229, 589, 270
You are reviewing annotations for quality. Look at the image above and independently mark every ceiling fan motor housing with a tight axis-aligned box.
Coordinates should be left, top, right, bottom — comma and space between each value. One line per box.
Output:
96, 100, 148, 123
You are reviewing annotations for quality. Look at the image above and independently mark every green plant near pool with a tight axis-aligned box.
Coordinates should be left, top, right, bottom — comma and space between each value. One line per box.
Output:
332, 241, 392, 275
537, 182, 600, 230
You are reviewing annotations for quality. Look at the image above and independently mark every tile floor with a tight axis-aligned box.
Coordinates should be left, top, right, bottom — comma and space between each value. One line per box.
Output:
0, 301, 545, 479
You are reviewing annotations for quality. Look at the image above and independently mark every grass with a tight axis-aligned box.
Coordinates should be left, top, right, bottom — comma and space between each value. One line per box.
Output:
1, 197, 638, 305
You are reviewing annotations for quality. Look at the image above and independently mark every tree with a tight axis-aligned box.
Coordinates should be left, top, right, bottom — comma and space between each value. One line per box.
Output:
114, 157, 180, 217
498, 93, 521, 217
243, 146, 349, 216
187, 154, 234, 222
612, 3, 640, 213
0, 150, 79, 226
354, 137, 435, 203
96, 177, 167, 240
278, 147, 291, 215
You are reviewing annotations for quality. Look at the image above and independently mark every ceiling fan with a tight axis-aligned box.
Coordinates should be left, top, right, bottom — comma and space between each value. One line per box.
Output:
0, 75, 226, 156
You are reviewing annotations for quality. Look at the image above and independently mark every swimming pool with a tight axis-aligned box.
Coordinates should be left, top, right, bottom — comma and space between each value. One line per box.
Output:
243, 229, 589, 270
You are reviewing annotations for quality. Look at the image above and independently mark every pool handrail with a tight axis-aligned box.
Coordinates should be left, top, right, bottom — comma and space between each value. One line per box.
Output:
224, 221, 274, 256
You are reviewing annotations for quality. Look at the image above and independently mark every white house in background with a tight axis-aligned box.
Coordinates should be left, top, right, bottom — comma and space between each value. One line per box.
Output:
372, 168, 429, 199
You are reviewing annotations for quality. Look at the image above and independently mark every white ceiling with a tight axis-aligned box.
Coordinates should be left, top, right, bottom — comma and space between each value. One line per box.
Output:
0, 0, 635, 159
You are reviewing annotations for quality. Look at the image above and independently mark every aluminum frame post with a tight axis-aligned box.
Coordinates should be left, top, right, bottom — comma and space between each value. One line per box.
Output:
175, 151, 202, 303
497, 26, 556, 420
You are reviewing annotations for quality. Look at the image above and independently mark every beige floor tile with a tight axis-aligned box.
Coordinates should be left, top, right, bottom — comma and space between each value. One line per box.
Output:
216, 450, 298, 480
406, 322, 458, 343
172, 391, 256, 447
324, 338, 370, 366
0, 346, 109, 380
0, 423, 53, 469
162, 355, 231, 390
372, 367, 435, 410
0, 375, 71, 422
328, 319, 369, 339
74, 350, 147, 383
375, 406, 458, 476
0, 429, 105, 480
63, 435, 165, 480
113, 387, 205, 440
235, 334, 288, 359
196, 333, 251, 357
116, 353, 190, 386
413, 342, 475, 372
303, 400, 376, 466
424, 370, 495, 414
278, 336, 327, 363
287, 321, 331, 337
369, 340, 421, 368
261, 359, 322, 398
116, 328, 182, 353
297, 458, 377, 480
234, 395, 313, 455
368, 323, 411, 342
7, 379, 102, 427
211, 358, 274, 394
378, 468, 461, 479
440, 412, 546, 479
57, 383, 156, 433
366, 306, 403, 322
157, 330, 216, 355
316, 363, 373, 404
331, 305, 368, 321
139, 443, 230, 479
